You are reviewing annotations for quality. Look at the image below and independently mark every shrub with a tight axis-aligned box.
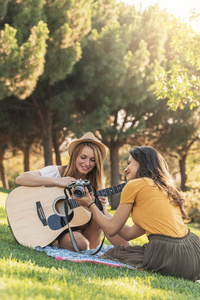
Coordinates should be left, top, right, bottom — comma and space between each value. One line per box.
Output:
184, 190, 200, 223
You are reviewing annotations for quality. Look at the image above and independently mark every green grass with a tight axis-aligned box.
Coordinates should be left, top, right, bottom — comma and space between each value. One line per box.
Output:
0, 189, 200, 300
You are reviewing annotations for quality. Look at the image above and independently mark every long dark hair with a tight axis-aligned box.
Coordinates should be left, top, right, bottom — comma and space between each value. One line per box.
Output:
130, 146, 188, 220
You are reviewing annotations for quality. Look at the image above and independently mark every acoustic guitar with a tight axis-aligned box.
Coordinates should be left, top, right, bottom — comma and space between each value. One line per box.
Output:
6, 183, 126, 248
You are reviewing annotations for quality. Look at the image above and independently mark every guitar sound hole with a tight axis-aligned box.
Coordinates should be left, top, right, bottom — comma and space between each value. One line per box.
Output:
53, 197, 68, 216
55, 199, 64, 214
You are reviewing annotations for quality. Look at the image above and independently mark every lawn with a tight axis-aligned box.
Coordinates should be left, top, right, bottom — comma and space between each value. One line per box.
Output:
0, 188, 200, 299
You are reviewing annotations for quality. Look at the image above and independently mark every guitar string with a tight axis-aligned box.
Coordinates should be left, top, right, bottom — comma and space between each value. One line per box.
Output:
67, 182, 127, 209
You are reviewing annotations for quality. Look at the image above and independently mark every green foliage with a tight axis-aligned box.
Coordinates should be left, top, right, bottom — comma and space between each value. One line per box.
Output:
142, 102, 200, 191
154, 60, 200, 111
186, 141, 200, 187
0, 0, 92, 166
12, 0, 46, 43
43, 0, 92, 85
150, 105, 199, 152
60, 3, 200, 202
66, 3, 171, 143
184, 190, 200, 223
0, 187, 11, 194
0, 0, 9, 20
0, 0, 200, 192
0, 0, 92, 90
153, 17, 200, 110
92, 0, 119, 32
0, 97, 39, 147
0, 21, 49, 100
141, 3, 170, 64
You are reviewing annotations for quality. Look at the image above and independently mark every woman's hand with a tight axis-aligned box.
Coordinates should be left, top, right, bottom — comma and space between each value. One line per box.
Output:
73, 187, 95, 209
98, 196, 108, 213
54, 176, 76, 187
98, 196, 108, 207
73, 187, 108, 212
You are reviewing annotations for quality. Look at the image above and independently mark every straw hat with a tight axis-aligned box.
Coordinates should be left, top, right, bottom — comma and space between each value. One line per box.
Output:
68, 132, 106, 159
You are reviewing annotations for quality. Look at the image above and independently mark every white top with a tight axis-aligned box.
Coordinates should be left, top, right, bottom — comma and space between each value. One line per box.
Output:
39, 165, 108, 205
39, 165, 61, 178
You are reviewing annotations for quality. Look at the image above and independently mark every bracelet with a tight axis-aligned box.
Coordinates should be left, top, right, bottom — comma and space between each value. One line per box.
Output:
88, 202, 95, 208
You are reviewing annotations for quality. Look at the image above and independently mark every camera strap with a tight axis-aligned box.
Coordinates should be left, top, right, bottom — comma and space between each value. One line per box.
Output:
88, 185, 105, 255
63, 188, 81, 253
63, 186, 105, 255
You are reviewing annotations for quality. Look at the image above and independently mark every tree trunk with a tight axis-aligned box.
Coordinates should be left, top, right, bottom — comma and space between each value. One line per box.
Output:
0, 157, 9, 189
109, 142, 121, 209
31, 96, 53, 166
52, 130, 62, 165
179, 155, 188, 191
42, 109, 53, 166
23, 148, 30, 172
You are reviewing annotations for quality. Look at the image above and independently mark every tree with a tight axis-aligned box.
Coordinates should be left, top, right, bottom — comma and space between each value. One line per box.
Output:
0, 0, 92, 165
65, 3, 171, 208
0, 140, 9, 189
157, 108, 200, 191
0, 97, 40, 173
153, 17, 200, 110
137, 101, 200, 191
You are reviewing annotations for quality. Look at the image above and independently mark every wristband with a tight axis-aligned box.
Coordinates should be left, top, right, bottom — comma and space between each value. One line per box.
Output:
88, 202, 95, 208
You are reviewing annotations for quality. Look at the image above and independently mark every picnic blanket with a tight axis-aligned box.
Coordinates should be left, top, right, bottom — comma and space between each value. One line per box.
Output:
35, 245, 135, 269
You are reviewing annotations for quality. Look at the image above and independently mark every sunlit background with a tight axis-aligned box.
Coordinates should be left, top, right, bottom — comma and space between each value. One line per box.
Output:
121, 0, 200, 33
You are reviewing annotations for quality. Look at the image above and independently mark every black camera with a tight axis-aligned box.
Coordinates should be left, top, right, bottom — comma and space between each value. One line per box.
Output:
67, 179, 93, 198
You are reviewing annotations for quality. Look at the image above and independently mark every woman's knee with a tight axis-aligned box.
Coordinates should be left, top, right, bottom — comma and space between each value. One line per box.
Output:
73, 232, 90, 251
58, 231, 90, 251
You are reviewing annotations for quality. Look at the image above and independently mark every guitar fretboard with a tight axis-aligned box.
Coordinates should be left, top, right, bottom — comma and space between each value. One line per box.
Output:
67, 182, 126, 209
96, 182, 126, 197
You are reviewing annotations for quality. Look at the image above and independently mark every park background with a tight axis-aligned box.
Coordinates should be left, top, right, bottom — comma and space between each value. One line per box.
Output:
1, 0, 200, 214
1, 1, 200, 298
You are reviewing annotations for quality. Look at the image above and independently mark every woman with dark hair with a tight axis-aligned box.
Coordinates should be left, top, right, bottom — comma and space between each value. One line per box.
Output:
74, 146, 200, 281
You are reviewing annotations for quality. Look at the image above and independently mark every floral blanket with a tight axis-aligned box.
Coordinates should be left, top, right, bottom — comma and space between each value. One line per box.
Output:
35, 245, 135, 269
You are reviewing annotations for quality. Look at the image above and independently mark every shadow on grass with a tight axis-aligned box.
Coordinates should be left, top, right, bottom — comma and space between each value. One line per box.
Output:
0, 187, 11, 194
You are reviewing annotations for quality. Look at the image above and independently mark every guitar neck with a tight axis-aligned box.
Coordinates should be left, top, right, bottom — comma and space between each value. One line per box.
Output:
68, 182, 126, 209
96, 182, 126, 197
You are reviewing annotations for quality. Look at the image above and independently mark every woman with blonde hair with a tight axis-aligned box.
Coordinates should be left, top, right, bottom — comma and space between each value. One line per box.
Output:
16, 132, 129, 251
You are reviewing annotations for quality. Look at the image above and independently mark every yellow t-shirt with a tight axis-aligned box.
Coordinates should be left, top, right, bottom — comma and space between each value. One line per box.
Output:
120, 177, 188, 237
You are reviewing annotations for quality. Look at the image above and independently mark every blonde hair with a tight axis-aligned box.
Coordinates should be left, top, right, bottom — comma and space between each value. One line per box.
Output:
62, 142, 104, 190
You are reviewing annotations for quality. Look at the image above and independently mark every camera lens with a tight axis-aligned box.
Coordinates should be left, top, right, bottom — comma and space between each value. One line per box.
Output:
74, 186, 85, 198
